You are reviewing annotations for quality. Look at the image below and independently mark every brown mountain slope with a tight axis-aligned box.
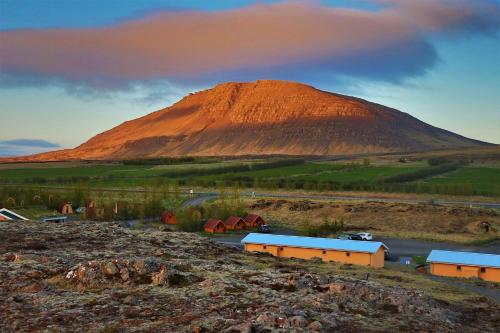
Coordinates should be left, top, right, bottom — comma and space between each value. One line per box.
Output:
5, 80, 491, 161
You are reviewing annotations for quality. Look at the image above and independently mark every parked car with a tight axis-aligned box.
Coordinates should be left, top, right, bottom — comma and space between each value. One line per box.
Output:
349, 234, 363, 241
355, 232, 373, 241
257, 224, 272, 233
337, 234, 352, 240
337, 234, 363, 241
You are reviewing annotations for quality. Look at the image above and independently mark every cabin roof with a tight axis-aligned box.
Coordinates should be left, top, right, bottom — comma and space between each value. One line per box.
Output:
161, 211, 174, 219
204, 219, 224, 229
244, 214, 263, 223
427, 250, 500, 268
224, 216, 244, 226
241, 233, 387, 254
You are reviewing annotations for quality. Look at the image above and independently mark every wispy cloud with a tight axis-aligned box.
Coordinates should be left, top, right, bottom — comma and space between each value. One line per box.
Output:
0, 0, 498, 93
0, 139, 61, 156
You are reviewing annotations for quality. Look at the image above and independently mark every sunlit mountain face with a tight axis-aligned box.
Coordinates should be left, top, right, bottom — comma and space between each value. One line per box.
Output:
1, 0, 499, 155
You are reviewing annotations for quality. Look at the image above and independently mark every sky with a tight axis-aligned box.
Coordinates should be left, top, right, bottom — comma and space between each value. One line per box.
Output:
0, 0, 499, 156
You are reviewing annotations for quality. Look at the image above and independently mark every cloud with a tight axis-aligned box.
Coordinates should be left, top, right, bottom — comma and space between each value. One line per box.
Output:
0, 139, 61, 156
0, 0, 498, 93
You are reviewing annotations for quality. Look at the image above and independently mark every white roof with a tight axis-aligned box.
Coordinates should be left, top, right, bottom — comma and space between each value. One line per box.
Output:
0, 208, 29, 221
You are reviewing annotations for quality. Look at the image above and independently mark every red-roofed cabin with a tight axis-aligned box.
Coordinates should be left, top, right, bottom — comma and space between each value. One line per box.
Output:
244, 214, 266, 227
161, 211, 177, 225
204, 219, 227, 233
85, 200, 96, 219
224, 216, 246, 230
58, 202, 73, 215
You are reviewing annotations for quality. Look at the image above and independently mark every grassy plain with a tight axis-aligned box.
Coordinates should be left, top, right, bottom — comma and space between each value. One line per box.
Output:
421, 166, 500, 196
0, 146, 499, 197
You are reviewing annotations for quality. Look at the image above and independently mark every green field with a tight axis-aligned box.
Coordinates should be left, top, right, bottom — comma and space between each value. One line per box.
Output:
0, 160, 259, 184
0, 164, 152, 181
0, 159, 498, 197
290, 165, 422, 183
422, 166, 500, 196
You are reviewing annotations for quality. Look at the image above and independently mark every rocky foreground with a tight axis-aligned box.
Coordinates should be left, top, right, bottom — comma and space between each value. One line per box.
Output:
0, 221, 498, 332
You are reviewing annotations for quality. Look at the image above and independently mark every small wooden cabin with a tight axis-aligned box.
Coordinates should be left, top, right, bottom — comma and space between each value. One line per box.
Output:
242, 233, 387, 268
204, 219, 227, 233
224, 216, 246, 230
161, 211, 177, 225
244, 213, 266, 227
85, 200, 96, 219
58, 202, 74, 215
427, 250, 500, 283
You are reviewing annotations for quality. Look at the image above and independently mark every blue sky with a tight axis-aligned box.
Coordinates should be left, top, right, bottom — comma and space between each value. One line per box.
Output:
0, 0, 499, 155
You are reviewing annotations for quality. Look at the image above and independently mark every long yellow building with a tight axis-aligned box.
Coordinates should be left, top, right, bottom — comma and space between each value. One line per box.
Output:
241, 233, 387, 267
427, 250, 500, 283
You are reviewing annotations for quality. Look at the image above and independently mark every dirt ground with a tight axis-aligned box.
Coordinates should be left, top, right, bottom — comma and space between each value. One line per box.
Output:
246, 199, 500, 243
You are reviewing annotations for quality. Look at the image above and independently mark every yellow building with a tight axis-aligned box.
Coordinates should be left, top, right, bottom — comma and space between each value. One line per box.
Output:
427, 250, 500, 283
241, 233, 387, 268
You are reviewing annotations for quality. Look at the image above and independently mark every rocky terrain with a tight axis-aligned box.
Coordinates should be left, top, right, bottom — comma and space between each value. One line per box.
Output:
1, 221, 499, 332
3, 80, 488, 162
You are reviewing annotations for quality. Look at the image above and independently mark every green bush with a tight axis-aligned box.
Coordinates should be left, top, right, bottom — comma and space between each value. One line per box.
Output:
302, 217, 346, 237
382, 162, 463, 183
176, 207, 204, 232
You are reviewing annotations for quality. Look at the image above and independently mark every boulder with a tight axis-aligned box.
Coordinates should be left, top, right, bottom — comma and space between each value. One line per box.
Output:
287, 315, 307, 328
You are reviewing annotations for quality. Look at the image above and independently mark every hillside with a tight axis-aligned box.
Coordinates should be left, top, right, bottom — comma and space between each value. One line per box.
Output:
3, 80, 490, 161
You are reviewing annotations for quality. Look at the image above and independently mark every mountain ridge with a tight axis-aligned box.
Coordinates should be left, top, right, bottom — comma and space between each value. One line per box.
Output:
1, 80, 491, 161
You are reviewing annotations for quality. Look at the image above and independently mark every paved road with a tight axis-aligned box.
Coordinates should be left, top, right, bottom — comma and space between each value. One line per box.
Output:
181, 194, 217, 208
377, 237, 500, 258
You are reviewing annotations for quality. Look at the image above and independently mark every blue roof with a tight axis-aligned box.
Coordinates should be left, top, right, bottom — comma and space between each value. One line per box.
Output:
241, 233, 387, 253
427, 250, 500, 268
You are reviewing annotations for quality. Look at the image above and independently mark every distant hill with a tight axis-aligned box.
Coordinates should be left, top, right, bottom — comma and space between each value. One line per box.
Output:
2, 80, 491, 161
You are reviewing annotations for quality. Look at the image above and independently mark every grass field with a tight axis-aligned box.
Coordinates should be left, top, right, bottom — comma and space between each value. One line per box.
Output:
198, 162, 350, 179
0, 157, 499, 197
290, 165, 422, 183
422, 166, 500, 196
0, 160, 259, 184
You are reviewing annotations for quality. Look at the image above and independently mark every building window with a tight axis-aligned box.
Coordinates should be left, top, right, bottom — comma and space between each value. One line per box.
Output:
346, 252, 350, 257
263, 245, 267, 249
456, 266, 461, 271
280, 247, 284, 251
322, 250, 326, 254
480, 267, 486, 273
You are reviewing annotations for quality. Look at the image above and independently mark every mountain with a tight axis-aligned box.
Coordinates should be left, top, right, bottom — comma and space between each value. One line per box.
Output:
3, 80, 490, 161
